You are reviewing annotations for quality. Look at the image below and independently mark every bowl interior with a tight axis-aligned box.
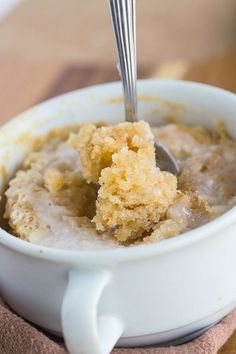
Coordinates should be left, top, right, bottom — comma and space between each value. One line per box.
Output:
1, 78, 236, 247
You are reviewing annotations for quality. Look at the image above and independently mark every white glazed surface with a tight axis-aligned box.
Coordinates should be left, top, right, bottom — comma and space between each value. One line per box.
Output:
0, 80, 236, 354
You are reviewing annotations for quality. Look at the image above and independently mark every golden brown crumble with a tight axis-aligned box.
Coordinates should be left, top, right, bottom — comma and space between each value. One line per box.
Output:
68, 121, 155, 183
69, 121, 177, 242
4, 119, 236, 250
94, 141, 177, 243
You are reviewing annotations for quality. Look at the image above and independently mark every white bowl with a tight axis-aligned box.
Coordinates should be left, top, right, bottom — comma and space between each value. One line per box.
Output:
0, 79, 236, 354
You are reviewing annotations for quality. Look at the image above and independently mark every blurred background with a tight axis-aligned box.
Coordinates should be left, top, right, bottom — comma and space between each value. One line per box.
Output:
1, 0, 236, 63
1, 0, 236, 122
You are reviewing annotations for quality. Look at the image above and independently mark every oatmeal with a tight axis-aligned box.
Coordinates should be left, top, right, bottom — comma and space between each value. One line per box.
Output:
4, 120, 236, 249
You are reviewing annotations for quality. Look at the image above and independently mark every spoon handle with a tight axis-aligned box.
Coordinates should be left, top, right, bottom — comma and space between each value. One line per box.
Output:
109, 0, 138, 122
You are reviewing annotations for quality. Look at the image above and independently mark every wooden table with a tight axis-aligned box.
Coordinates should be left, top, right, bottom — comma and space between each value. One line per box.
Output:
1, 0, 236, 65
2, 46, 236, 123
0, 50, 236, 353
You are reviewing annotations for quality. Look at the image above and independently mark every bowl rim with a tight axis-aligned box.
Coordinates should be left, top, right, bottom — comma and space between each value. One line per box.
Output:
1, 78, 236, 263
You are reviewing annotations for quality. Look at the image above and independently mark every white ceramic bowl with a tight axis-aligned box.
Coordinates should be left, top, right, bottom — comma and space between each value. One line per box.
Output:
0, 79, 236, 354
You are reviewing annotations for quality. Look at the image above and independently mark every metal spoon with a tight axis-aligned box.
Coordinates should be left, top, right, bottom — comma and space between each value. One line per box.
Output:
109, 0, 180, 175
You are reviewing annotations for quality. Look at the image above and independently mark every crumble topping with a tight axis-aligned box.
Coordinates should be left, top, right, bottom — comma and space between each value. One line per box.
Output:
4, 120, 236, 250
68, 121, 154, 183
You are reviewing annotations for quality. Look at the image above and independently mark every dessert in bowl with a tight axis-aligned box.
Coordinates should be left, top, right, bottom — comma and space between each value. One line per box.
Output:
5, 118, 236, 250
0, 79, 236, 354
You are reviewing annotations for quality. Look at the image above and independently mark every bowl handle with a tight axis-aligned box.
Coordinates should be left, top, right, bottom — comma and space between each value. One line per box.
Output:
62, 268, 123, 354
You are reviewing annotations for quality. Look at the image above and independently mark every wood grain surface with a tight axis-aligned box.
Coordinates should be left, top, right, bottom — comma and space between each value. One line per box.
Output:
2, 47, 236, 122
0, 53, 236, 353
2, 0, 236, 64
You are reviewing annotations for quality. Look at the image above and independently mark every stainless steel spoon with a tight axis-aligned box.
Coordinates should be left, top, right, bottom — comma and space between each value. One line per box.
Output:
109, 0, 180, 175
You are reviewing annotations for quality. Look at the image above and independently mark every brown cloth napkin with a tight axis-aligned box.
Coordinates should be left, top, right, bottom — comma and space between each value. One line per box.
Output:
0, 299, 235, 354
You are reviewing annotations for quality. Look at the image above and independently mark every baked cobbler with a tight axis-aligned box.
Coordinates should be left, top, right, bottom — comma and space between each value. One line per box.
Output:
4, 120, 236, 249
